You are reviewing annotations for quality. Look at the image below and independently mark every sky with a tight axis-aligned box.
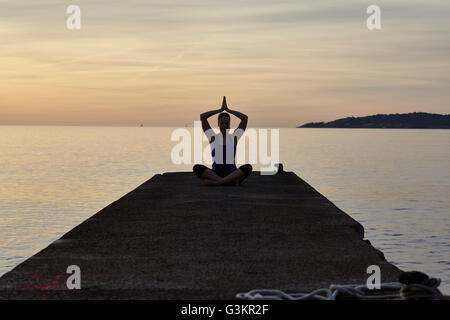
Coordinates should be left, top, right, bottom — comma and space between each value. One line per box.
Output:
1, 0, 449, 127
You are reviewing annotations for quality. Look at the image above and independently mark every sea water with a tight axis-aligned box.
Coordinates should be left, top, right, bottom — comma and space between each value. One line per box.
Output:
0, 126, 449, 294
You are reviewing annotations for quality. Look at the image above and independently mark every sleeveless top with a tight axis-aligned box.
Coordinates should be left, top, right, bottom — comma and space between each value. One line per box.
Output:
211, 133, 237, 175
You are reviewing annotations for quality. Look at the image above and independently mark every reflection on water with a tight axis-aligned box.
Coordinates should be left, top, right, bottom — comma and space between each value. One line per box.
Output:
0, 126, 449, 294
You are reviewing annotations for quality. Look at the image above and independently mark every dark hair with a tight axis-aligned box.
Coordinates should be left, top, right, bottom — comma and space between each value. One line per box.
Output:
218, 112, 230, 120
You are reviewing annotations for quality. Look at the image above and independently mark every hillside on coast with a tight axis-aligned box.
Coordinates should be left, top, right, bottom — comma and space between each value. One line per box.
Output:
298, 112, 450, 129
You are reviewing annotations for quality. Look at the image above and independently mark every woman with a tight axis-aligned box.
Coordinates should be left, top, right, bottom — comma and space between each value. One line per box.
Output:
193, 97, 252, 186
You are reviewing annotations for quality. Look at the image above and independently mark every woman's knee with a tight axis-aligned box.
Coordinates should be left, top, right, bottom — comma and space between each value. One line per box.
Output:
238, 164, 253, 178
193, 164, 208, 178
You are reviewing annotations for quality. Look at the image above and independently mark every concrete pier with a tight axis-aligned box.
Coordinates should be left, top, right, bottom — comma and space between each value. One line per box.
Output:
0, 171, 401, 299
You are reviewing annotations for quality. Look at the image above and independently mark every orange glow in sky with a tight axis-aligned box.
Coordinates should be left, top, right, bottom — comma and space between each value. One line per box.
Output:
1, 1, 449, 127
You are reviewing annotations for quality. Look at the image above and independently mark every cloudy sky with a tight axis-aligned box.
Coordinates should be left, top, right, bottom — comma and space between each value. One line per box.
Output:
1, 0, 449, 127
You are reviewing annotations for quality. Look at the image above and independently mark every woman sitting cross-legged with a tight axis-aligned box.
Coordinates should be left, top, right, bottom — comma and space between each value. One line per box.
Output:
193, 96, 252, 186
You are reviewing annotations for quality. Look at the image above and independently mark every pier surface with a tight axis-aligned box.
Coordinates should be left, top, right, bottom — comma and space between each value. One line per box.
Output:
0, 171, 401, 299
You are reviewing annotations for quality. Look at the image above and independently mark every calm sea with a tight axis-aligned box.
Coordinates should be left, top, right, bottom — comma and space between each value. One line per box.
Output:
0, 126, 449, 294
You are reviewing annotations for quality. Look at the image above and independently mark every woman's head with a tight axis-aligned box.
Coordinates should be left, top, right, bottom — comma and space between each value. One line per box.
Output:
218, 113, 230, 132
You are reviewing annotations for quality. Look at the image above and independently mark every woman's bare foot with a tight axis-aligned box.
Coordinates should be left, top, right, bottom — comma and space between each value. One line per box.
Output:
199, 167, 251, 186
214, 169, 244, 186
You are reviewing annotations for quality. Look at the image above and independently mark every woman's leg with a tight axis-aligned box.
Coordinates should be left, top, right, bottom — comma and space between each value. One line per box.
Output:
215, 164, 252, 186
237, 164, 253, 184
194, 164, 252, 186
214, 169, 244, 186
200, 168, 222, 182
193, 165, 222, 183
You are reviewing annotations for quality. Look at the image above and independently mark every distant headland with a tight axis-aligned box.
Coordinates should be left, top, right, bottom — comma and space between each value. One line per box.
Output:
298, 112, 450, 129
